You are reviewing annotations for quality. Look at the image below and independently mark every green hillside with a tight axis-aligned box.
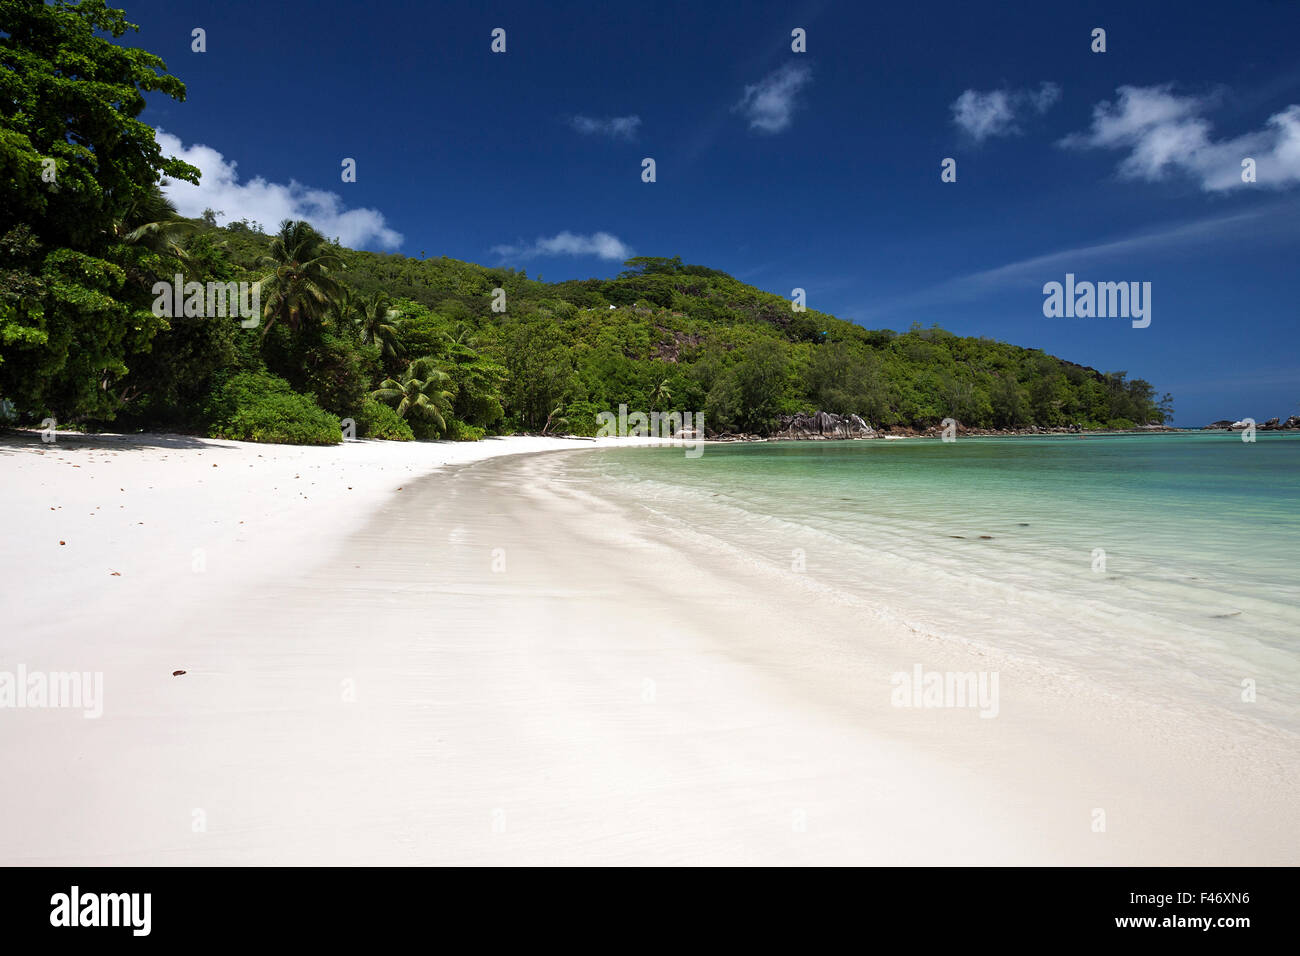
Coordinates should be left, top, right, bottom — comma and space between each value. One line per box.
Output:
5, 215, 1175, 442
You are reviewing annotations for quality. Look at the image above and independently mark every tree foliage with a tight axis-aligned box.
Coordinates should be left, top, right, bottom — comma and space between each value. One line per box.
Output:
0, 0, 198, 420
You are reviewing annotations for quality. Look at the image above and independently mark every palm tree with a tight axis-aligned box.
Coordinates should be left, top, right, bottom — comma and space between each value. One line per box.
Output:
329, 286, 357, 327
451, 322, 478, 348
541, 405, 568, 435
649, 377, 673, 410
371, 357, 454, 434
257, 220, 344, 339
111, 185, 197, 258
356, 292, 404, 359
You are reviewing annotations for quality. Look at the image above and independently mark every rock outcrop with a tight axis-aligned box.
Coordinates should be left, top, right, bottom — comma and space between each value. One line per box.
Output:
1260, 416, 1300, 430
770, 411, 876, 440
1207, 416, 1299, 430
918, 421, 1087, 437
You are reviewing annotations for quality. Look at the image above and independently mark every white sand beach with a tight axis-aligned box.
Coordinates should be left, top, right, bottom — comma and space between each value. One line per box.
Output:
1, 431, 1296, 865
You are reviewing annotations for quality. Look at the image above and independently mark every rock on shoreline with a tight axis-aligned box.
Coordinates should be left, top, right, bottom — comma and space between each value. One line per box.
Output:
712, 412, 1300, 442
764, 414, 1160, 441
1206, 416, 1300, 431
769, 412, 875, 440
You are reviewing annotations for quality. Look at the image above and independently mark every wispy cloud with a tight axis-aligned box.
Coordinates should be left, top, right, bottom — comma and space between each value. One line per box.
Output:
734, 63, 813, 134
951, 208, 1271, 287
852, 203, 1294, 320
155, 131, 403, 249
491, 231, 632, 261
569, 115, 642, 140
950, 82, 1060, 142
1061, 84, 1300, 191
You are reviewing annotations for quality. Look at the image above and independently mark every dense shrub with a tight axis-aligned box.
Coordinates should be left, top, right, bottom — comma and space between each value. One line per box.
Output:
259, 322, 377, 419
558, 399, 603, 436
205, 371, 340, 445
354, 397, 414, 441
443, 419, 485, 441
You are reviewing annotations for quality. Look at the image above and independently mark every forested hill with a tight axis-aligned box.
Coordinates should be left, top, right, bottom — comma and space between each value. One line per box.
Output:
349, 247, 1174, 434
191, 222, 1172, 437
6, 214, 1174, 443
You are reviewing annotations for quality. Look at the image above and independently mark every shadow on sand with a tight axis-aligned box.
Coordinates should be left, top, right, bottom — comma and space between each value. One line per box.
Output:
0, 429, 231, 456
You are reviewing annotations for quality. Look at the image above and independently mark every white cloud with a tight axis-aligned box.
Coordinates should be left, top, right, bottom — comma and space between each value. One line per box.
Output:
1061, 85, 1300, 191
735, 64, 813, 134
1026, 83, 1062, 113
491, 231, 632, 261
569, 115, 642, 139
154, 131, 403, 249
950, 82, 1060, 141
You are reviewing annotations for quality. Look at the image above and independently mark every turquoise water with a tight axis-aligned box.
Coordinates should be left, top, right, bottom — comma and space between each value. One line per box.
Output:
570, 433, 1300, 732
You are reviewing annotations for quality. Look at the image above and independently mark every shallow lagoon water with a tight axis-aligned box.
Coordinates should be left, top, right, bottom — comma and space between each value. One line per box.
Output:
571, 433, 1300, 733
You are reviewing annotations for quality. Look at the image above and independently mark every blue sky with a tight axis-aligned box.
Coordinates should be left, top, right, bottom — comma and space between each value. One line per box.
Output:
127, 0, 1300, 425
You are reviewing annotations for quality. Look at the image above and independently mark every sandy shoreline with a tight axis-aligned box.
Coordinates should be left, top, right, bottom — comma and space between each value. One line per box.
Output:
1, 431, 1296, 864
0, 431, 663, 653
